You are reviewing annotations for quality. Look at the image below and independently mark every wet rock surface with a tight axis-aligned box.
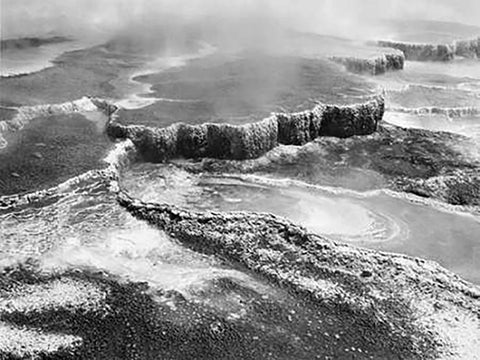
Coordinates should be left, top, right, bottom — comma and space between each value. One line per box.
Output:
378, 40, 456, 62
168, 122, 480, 208
0, 110, 111, 196
117, 191, 480, 359
107, 96, 384, 162
330, 52, 405, 75
378, 34, 480, 62
1, 22, 480, 359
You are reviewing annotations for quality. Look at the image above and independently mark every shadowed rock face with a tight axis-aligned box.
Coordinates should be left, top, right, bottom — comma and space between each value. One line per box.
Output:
330, 52, 405, 75
454, 37, 480, 58
377, 40, 455, 61
378, 35, 480, 61
117, 191, 480, 359
178, 123, 480, 208
107, 96, 384, 162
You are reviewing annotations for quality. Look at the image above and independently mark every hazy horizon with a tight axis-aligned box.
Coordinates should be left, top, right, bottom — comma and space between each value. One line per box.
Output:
1, 0, 480, 43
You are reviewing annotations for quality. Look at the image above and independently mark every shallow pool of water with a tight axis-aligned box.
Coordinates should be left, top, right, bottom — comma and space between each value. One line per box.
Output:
122, 163, 480, 283
0, 41, 92, 77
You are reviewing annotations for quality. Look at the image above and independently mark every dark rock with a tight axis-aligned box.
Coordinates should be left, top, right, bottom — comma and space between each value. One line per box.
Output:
454, 37, 480, 58
330, 52, 405, 75
107, 96, 385, 162
116, 190, 480, 359
360, 269, 373, 278
377, 40, 455, 61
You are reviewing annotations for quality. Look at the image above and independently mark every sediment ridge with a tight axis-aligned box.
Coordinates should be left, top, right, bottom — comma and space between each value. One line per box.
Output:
107, 95, 385, 162
0, 97, 100, 149
387, 105, 480, 117
1, 93, 480, 358
0, 139, 134, 210
117, 190, 480, 359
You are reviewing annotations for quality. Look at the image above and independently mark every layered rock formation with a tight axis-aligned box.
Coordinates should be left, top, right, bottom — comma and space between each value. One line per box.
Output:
118, 191, 480, 359
378, 36, 480, 61
454, 37, 480, 58
175, 123, 480, 209
330, 52, 405, 75
107, 96, 384, 162
387, 105, 480, 118
377, 40, 455, 61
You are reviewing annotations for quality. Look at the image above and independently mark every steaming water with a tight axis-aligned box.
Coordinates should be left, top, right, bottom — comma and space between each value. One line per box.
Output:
372, 58, 480, 153
114, 43, 217, 110
384, 112, 480, 138
121, 163, 480, 283
1, 36, 480, 316
0, 173, 256, 297
0, 40, 93, 77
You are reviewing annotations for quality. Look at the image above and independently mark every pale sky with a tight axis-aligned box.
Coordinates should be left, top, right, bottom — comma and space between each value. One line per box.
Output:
1, 0, 479, 40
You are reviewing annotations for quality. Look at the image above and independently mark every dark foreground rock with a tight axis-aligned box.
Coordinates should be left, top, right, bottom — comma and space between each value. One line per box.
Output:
3, 265, 330, 360
117, 191, 480, 359
107, 96, 384, 162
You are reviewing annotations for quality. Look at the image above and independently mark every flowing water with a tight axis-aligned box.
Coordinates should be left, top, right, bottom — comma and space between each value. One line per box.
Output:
1, 38, 480, 308
121, 163, 480, 283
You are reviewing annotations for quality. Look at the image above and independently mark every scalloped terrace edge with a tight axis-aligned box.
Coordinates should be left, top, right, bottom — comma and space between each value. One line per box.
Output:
1, 94, 479, 357
106, 94, 479, 357
103, 95, 384, 162
378, 36, 480, 61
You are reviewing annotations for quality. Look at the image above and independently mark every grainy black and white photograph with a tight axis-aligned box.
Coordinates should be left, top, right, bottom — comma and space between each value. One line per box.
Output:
0, 0, 479, 359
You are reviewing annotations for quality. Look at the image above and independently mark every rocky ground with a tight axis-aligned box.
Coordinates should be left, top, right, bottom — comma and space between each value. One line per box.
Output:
1, 26, 480, 359
116, 190, 480, 359
0, 108, 111, 196
120, 112, 480, 209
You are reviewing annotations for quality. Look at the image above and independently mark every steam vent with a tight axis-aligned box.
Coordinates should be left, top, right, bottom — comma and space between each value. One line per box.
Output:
1, 2, 480, 359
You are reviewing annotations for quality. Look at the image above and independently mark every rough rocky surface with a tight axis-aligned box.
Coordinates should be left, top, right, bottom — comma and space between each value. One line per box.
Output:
2, 265, 318, 360
454, 37, 480, 58
378, 35, 480, 61
329, 52, 405, 75
176, 123, 480, 208
106, 92, 480, 209
117, 191, 480, 359
1, 26, 480, 359
107, 96, 384, 162
387, 105, 480, 118
0, 97, 99, 149
0, 98, 112, 196
377, 40, 455, 61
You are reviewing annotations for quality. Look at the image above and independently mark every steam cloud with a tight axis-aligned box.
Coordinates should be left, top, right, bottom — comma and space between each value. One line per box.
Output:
2, 0, 479, 43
